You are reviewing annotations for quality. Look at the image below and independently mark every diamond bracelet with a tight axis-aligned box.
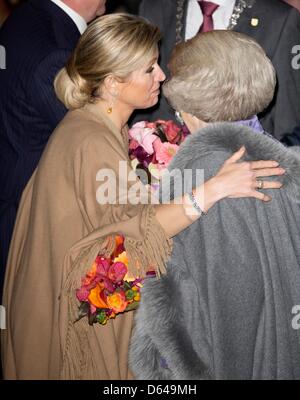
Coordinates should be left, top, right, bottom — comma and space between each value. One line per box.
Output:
187, 190, 206, 217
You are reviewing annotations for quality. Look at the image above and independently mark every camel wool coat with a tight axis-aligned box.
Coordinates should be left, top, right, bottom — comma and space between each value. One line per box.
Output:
1, 104, 172, 380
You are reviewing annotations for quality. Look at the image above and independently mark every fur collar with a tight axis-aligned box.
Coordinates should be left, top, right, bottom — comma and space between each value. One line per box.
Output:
166, 122, 300, 196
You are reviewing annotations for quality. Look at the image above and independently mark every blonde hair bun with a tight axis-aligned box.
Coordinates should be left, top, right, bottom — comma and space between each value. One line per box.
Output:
54, 13, 161, 110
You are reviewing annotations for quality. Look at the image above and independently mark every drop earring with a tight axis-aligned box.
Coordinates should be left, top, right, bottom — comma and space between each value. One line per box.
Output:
107, 90, 118, 114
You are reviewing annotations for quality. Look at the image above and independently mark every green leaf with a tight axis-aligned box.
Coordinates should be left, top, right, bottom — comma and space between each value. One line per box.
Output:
124, 281, 132, 291
96, 311, 108, 325
125, 289, 135, 300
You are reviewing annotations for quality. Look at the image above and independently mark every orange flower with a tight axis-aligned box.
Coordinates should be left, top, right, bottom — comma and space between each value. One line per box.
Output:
112, 235, 125, 258
88, 283, 108, 309
106, 291, 127, 313
115, 235, 124, 247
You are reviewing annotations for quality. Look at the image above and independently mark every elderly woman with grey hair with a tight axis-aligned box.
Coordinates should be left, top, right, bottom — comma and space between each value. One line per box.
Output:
130, 30, 300, 380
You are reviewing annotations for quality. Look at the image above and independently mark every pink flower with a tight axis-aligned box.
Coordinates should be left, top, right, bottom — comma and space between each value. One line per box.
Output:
129, 139, 139, 150
145, 122, 157, 129
155, 142, 179, 167
164, 121, 182, 143
76, 287, 90, 302
108, 262, 128, 283
131, 121, 146, 129
129, 121, 157, 155
95, 256, 116, 292
154, 120, 181, 143
96, 256, 110, 276
81, 262, 99, 287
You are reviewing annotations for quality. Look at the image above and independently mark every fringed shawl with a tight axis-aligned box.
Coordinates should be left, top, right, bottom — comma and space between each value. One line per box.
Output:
1, 104, 172, 379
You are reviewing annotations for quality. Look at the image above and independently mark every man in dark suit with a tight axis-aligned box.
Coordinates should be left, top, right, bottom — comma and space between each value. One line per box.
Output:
136, 0, 300, 141
0, 0, 106, 299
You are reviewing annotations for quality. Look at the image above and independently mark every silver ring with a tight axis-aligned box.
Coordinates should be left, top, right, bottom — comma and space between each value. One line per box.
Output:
257, 180, 264, 190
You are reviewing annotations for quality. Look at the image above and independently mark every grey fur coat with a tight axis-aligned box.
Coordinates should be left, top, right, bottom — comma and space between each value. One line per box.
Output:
129, 123, 300, 380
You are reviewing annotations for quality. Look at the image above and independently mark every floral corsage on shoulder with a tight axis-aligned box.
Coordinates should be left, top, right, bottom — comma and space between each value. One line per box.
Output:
76, 235, 144, 325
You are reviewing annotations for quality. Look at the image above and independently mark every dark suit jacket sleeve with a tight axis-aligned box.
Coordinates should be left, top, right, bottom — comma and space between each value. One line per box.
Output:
27, 49, 71, 130
264, 9, 300, 138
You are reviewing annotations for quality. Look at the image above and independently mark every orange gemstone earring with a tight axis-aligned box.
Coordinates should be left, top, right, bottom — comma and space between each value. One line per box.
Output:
107, 90, 117, 114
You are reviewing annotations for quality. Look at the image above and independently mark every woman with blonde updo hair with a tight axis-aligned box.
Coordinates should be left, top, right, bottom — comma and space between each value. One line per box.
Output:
2, 16, 284, 380
130, 31, 300, 380
54, 12, 165, 110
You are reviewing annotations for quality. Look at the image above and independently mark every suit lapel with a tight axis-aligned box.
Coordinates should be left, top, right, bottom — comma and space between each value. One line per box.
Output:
234, 0, 259, 32
233, 0, 278, 58
175, 0, 189, 43
228, 0, 255, 30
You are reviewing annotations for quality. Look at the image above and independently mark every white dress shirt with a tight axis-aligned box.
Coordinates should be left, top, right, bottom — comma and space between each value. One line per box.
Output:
51, 0, 87, 34
186, 0, 236, 40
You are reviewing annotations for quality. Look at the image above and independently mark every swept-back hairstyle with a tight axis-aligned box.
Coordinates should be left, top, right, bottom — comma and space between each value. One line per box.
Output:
163, 30, 276, 122
55, 13, 161, 110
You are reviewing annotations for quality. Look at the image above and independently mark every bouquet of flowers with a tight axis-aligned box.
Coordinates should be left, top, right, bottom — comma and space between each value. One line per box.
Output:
76, 120, 189, 327
128, 119, 190, 190
76, 235, 143, 325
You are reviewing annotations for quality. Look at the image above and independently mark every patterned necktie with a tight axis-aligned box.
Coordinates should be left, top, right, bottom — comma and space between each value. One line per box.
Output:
198, 1, 220, 33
